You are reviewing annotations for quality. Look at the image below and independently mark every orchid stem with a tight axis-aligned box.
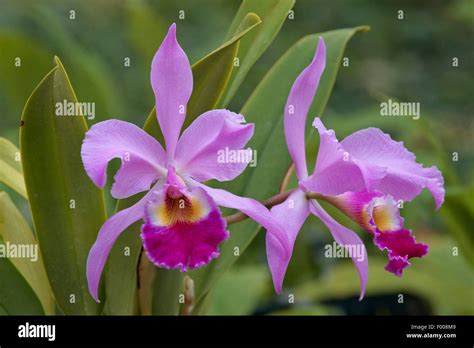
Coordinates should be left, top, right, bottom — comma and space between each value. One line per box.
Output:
306, 192, 326, 200
180, 275, 195, 315
224, 189, 326, 225
224, 189, 295, 224
137, 248, 156, 315
279, 162, 295, 193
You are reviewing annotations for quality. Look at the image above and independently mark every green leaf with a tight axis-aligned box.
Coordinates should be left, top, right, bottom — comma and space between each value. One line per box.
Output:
0, 138, 26, 198
102, 15, 261, 315
20, 57, 107, 315
190, 26, 369, 313
0, 192, 55, 314
220, 0, 295, 107
0, 236, 44, 315
151, 269, 183, 315
207, 265, 270, 315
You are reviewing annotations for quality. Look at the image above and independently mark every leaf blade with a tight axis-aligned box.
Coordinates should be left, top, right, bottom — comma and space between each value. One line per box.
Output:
0, 192, 55, 314
219, 0, 295, 107
20, 57, 107, 315
0, 138, 26, 198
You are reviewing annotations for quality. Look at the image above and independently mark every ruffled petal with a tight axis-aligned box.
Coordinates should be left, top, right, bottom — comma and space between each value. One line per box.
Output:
308, 199, 368, 300
266, 189, 310, 293
81, 119, 167, 199
141, 184, 228, 270
193, 181, 290, 259
341, 127, 444, 208
307, 118, 445, 209
375, 229, 428, 276
318, 190, 428, 276
284, 37, 326, 180
151, 23, 193, 160
86, 187, 157, 302
175, 109, 254, 182
303, 118, 368, 195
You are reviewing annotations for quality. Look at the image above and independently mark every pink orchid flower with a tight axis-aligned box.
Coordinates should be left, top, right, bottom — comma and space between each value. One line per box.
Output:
266, 37, 445, 298
81, 23, 289, 302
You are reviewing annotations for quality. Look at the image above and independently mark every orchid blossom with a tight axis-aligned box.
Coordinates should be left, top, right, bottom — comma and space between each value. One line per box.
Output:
81, 23, 289, 302
266, 37, 445, 298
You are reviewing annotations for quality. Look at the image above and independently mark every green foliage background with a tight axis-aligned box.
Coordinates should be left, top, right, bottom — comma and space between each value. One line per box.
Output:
0, 0, 472, 315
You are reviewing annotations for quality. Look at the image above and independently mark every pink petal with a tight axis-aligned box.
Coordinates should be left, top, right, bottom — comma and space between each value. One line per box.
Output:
307, 118, 445, 209
151, 23, 193, 160
111, 157, 163, 199
309, 199, 368, 300
341, 127, 445, 209
81, 120, 167, 199
302, 118, 368, 195
141, 185, 228, 270
194, 182, 290, 259
266, 189, 310, 293
284, 37, 326, 180
374, 229, 428, 277
175, 109, 254, 182
86, 187, 157, 302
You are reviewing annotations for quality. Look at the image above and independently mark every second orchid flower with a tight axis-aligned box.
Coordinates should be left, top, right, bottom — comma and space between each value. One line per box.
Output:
266, 37, 445, 298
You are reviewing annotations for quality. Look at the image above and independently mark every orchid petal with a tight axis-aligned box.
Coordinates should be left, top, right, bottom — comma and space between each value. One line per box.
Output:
86, 187, 157, 302
151, 23, 193, 160
81, 119, 166, 199
302, 118, 368, 195
141, 185, 228, 271
193, 181, 290, 258
307, 118, 444, 209
341, 127, 445, 209
266, 189, 310, 293
284, 37, 326, 180
309, 199, 368, 300
375, 229, 428, 277
175, 109, 254, 182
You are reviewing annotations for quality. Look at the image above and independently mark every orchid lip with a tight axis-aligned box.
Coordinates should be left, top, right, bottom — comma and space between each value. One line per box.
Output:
141, 184, 229, 271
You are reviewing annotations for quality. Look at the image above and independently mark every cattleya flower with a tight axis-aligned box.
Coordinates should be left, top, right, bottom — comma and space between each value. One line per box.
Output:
81, 24, 289, 302
266, 38, 445, 298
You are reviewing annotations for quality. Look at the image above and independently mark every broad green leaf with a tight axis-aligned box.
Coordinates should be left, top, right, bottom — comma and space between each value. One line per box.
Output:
151, 269, 183, 315
0, 192, 55, 314
20, 57, 106, 315
208, 265, 269, 315
102, 15, 262, 315
190, 26, 369, 313
0, 138, 26, 198
293, 236, 474, 315
0, 236, 44, 315
220, 0, 295, 107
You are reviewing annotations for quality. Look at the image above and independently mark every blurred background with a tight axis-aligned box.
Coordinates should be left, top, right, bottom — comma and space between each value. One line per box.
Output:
0, 0, 473, 315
